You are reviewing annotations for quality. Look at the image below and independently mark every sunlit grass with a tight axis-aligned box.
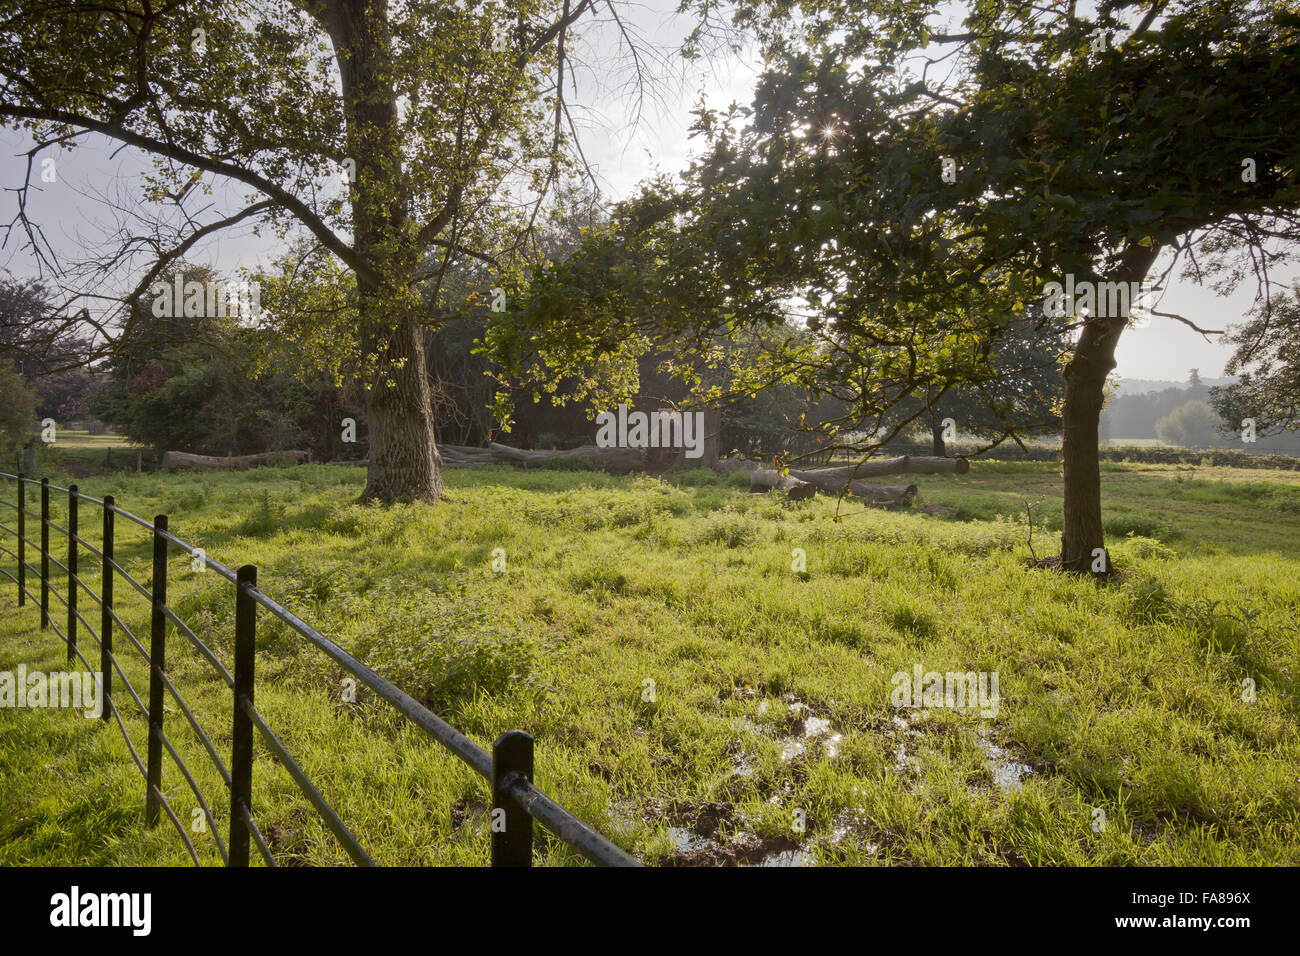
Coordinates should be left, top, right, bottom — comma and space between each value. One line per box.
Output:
1, 460, 1296, 866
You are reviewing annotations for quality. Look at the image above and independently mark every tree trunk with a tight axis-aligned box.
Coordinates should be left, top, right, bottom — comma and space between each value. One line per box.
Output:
931, 421, 946, 457
362, 317, 443, 502
1059, 245, 1160, 573
328, 4, 443, 503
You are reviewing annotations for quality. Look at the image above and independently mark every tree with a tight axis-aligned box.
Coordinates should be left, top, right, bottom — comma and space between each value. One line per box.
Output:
0, 361, 37, 452
0, 274, 102, 419
91, 264, 331, 456
1155, 400, 1226, 449
1211, 283, 1300, 438
755, 0, 1299, 572
562, 0, 1300, 573
1104, 382, 1215, 440
1, 0, 654, 501
888, 308, 1065, 456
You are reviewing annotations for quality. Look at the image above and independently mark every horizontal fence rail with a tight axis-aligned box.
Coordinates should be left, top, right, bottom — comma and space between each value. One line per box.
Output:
0, 471, 638, 868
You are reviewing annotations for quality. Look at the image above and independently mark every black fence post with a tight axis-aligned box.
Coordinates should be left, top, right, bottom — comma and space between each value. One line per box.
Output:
16, 474, 23, 607
40, 478, 49, 630
67, 485, 77, 663
145, 514, 168, 827
230, 564, 257, 867
491, 730, 535, 867
101, 495, 114, 724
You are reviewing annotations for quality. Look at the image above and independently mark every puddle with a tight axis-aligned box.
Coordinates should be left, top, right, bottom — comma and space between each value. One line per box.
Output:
619, 792, 891, 867
976, 730, 1033, 793
745, 846, 814, 867
667, 826, 711, 853
776, 703, 843, 762
882, 712, 923, 775
607, 799, 639, 834
803, 716, 842, 753
733, 698, 843, 766
780, 739, 807, 761
732, 751, 758, 778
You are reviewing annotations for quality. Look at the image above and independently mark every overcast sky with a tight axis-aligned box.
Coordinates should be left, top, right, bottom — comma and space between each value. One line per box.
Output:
2, 0, 1287, 384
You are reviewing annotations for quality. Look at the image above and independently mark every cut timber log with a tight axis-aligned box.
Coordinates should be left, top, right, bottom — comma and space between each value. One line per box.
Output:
720, 456, 915, 506
337, 443, 688, 473
747, 467, 817, 500
788, 469, 918, 504
161, 449, 310, 470
915, 504, 962, 518
793, 456, 968, 482
717, 457, 758, 474
485, 441, 645, 473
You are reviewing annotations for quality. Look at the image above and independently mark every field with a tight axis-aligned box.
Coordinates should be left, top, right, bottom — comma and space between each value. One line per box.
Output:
1, 459, 1298, 866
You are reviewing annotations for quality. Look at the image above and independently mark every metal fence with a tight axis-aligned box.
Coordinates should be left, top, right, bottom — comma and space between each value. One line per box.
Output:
0, 470, 638, 867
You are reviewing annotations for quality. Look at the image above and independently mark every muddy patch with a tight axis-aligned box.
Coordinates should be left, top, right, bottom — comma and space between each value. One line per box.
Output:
974, 729, 1034, 793
664, 829, 807, 867
624, 794, 892, 867
451, 796, 489, 831
729, 695, 845, 774
621, 798, 811, 866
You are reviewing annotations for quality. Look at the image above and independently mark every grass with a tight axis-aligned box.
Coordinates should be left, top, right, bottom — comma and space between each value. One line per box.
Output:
1, 459, 1297, 866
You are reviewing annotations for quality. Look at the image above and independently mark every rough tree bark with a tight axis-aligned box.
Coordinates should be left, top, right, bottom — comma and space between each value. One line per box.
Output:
1059, 244, 1161, 573
361, 316, 443, 502
328, 3, 443, 502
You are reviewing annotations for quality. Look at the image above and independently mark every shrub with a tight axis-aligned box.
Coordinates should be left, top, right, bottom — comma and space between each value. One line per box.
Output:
694, 511, 761, 548
1125, 578, 1171, 625
345, 586, 541, 713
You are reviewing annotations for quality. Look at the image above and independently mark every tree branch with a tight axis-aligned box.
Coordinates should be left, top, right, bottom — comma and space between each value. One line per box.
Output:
0, 104, 374, 283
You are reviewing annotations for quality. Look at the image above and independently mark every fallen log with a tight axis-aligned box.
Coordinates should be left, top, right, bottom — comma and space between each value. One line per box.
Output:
486, 441, 646, 472
786, 467, 916, 499
161, 449, 310, 470
717, 456, 758, 474
793, 455, 968, 481
747, 467, 817, 500
719, 456, 914, 506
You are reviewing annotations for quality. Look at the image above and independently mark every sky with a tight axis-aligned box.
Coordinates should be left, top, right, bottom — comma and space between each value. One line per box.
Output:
1, 0, 1288, 385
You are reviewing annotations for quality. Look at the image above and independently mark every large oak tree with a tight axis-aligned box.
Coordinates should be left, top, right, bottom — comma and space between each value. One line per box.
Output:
0, 0, 647, 500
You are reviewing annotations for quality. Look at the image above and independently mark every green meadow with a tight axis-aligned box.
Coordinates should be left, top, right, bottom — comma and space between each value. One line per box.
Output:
1, 459, 1297, 865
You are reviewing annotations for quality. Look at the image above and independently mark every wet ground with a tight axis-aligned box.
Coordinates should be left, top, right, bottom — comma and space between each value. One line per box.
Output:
605, 690, 1049, 866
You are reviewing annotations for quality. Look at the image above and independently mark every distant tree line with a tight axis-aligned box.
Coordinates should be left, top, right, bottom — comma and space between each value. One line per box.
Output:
1102, 370, 1300, 453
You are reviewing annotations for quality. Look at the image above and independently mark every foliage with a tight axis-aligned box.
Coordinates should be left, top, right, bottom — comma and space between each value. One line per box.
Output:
0, 275, 101, 420
0, 361, 36, 449
501, 0, 1300, 568
1212, 283, 1300, 437
1155, 400, 1232, 449
90, 266, 318, 456
346, 584, 542, 714
0, 0, 645, 499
